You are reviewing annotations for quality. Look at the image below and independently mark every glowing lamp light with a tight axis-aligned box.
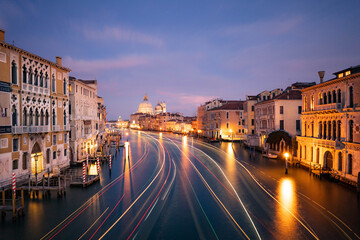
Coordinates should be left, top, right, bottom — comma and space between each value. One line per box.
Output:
284, 152, 289, 159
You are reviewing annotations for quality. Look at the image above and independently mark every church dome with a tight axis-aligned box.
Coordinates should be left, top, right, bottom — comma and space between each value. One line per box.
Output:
154, 101, 163, 114
137, 93, 153, 114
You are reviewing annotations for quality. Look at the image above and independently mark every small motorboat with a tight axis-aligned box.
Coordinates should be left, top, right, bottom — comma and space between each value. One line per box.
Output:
263, 153, 278, 159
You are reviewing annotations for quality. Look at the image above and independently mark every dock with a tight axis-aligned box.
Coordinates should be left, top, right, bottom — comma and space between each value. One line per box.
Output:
70, 175, 100, 187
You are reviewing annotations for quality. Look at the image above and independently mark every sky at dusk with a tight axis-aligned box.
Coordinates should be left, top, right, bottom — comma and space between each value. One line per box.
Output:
1, 0, 360, 120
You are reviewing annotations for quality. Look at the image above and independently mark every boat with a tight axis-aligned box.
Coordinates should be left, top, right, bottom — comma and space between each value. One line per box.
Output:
262, 153, 278, 159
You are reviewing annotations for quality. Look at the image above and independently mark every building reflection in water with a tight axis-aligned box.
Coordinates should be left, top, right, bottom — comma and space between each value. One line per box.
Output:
88, 164, 98, 175
275, 178, 298, 237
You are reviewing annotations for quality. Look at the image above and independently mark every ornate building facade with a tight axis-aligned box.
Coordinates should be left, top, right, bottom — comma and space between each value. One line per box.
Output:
69, 77, 99, 162
297, 66, 360, 183
0, 29, 71, 186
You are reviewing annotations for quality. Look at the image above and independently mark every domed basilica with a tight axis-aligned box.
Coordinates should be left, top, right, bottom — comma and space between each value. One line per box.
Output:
137, 93, 166, 115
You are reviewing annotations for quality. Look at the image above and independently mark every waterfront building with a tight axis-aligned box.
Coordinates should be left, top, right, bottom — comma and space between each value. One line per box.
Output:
254, 90, 303, 150
69, 77, 99, 162
97, 96, 106, 152
197, 100, 245, 141
0, 29, 70, 186
297, 66, 360, 183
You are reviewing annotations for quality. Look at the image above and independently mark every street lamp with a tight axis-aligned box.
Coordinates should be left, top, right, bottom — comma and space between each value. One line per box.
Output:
284, 152, 289, 174
34, 154, 38, 186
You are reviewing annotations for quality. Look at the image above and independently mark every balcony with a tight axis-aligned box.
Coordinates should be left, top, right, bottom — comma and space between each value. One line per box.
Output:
12, 126, 28, 134
63, 125, 70, 131
314, 102, 343, 112
52, 125, 60, 132
22, 83, 50, 95
28, 125, 51, 133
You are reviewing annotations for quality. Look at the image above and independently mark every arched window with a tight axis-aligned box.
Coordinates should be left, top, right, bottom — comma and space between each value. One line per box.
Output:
45, 72, 48, 88
63, 110, 66, 125
303, 121, 307, 136
29, 108, 33, 126
323, 93, 327, 104
11, 61, 17, 84
304, 145, 307, 160
328, 121, 331, 140
22, 152, 28, 170
45, 110, 49, 126
327, 92, 331, 104
299, 145, 302, 159
22, 65, 27, 83
40, 71, 43, 87
52, 74, 56, 92
337, 120, 341, 141
34, 69, 38, 86
316, 148, 320, 163
323, 121, 327, 139
337, 89, 341, 103
319, 121, 322, 138
332, 90, 336, 103
40, 109, 44, 126
349, 120, 354, 142
28, 67, 33, 84
23, 108, 27, 126
332, 120, 336, 140
310, 95, 314, 110
349, 86, 353, 108
338, 152, 342, 171
52, 109, 56, 125
347, 154, 353, 174
311, 122, 314, 137
12, 105, 17, 126
35, 109, 39, 126
304, 97, 307, 112
63, 78, 67, 94
319, 93, 323, 105
311, 147, 313, 162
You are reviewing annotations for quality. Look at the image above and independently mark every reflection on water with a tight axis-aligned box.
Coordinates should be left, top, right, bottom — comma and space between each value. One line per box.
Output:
182, 135, 187, 146
88, 164, 98, 175
275, 178, 297, 236
225, 143, 236, 179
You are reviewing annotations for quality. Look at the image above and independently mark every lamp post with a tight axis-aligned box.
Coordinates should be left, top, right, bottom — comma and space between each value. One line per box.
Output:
284, 152, 289, 174
34, 154, 38, 186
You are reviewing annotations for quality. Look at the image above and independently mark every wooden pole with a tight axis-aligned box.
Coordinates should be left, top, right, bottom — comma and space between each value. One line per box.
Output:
2, 189, 4, 206
12, 194, 16, 217
21, 189, 24, 209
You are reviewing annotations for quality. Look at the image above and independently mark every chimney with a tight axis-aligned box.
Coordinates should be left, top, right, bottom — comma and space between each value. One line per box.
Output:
0, 29, 5, 42
56, 56, 62, 65
318, 71, 325, 83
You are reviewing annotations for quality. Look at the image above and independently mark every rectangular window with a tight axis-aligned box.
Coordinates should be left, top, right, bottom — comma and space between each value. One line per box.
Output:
238, 121, 241, 125
13, 159, 18, 170
251, 106, 254, 111
96, 123, 99, 130
252, 130, 255, 134
242, 119, 245, 125
53, 135, 57, 145
296, 120, 300, 131
13, 138, 19, 152
280, 120, 284, 130
22, 153, 28, 170
46, 149, 50, 164
251, 119, 254, 126
280, 106, 284, 114
298, 106, 302, 114
226, 112, 229, 119
64, 149, 67, 156
76, 85, 78, 93
53, 151, 57, 159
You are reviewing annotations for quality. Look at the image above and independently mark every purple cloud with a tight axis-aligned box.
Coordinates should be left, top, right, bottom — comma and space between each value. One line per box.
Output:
83, 26, 164, 47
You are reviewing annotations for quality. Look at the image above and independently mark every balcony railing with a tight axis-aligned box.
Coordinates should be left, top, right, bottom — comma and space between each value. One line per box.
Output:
63, 125, 70, 131
28, 125, 51, 133
12, 126, 28, 134
52, 125, 60, 132
314, 103, 343, 112
22, 83, 50, 95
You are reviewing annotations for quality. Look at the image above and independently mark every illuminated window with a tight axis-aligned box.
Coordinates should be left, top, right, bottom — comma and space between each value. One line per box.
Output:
345, 70, 351, 76
338, 73, 343, 78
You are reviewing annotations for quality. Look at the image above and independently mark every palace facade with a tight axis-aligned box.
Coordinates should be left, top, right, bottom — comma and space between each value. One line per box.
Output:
0, 29, 71, 186
297, 66, 360, 183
